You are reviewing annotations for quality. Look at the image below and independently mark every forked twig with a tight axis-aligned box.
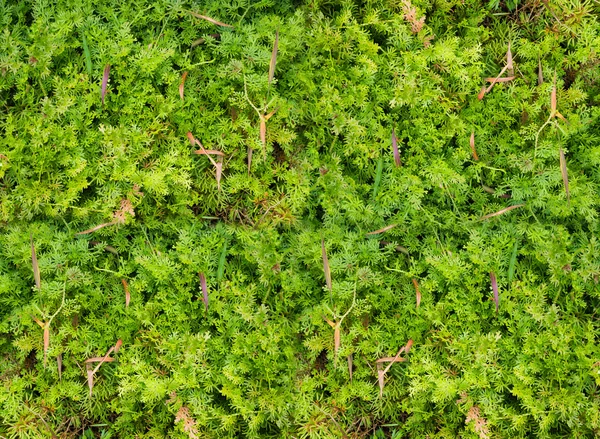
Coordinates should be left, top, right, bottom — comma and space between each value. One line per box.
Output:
323, 279, 357, 363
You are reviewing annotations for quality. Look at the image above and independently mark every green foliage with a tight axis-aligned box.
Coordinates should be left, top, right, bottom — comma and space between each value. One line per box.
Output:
1, 0, 600, 437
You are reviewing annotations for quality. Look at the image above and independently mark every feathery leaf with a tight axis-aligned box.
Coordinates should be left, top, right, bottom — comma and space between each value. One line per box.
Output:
82, 34, 92, 75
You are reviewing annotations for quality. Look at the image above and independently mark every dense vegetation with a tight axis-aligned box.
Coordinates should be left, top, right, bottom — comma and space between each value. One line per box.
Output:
1, 0, 600, 437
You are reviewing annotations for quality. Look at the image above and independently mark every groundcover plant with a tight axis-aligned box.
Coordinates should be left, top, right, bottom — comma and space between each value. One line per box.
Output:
1, 0, 600, 437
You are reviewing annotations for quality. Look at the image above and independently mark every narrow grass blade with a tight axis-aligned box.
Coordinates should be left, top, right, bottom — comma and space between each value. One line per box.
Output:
121, 279, 130, 308
82, 34, 92, 75
366, 224, 397, 235
199, 272, 208, 311
179, 71, 188, 101
372, 155, 383, 199
490, 272, 499, 313
551, 84, 557, 116
31, 235, 41, 290
508, 240, 518, 284
321, 239, 332, 291
480, 204, 524, 220
412, 278, 421, 308
469, 132, 479, 161
75, 221, 116, 235
391, 128, 401, 167
101, 64, 110, 105
268, 30, 279, 85
348, 354, 353, 382
559, 148, 570, 207
57, 354, 62, 380
217, 241, 228, 282
188, 11, 234, 28
538, 59, 544, 85
247, 147, 253, 174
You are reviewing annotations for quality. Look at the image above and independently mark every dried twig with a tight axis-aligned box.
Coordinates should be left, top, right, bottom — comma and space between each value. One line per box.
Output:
469, 132, 478, 161
34, 282, 66, 365
413, 278, 421, 308
268, 30, 279, 85
101, 64, 110, 105
559, 148, 570, 207
31, 235, 41, 290
323, 280, 357, 361
321, 239, 332, 292
534, 73, 567, 158
392, 128, 401, 167
490, 272, 499, 313
199, 272, 208, 311
479, 204, 524, 220
376, 339, 413, 397
366, 224, 397, 235
179, 71, 188, 100
187, 11, 233, 28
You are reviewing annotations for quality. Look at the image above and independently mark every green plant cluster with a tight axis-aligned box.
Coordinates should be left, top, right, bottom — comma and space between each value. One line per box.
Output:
2, 0, 600, 437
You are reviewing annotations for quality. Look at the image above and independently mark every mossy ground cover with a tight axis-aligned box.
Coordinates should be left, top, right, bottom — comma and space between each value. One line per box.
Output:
1, 0, 600, 438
